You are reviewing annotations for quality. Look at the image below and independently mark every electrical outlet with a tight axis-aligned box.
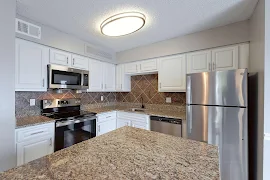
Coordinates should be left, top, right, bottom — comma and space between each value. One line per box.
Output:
166, 97, 172, 103
101, 96, 104, 101
30, 99, 36, 106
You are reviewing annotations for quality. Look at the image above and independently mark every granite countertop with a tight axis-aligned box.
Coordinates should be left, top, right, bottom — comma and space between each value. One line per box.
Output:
0, 127, 219, 179
87, 105, 186, 120
16, 115, 55, 129
16, 105, 186, 129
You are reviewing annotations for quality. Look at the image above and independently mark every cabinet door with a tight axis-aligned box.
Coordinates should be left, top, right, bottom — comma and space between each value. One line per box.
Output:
140, 59, 158, 73
115, 65, 131, 92
15, 39, 48, 91
49, 48, 71, 66
158, 55, 186, 92
187, 50, 212, 74
103, 63, 116, 91
125, 62, 138, 74
71, 54, 89, 70
212, 45, 239, 71
131, 121, 148, 130
17, 136, 53, 166
115, 65, 122, 91
117, 118, 131, 128
88, 59, 103, 91
97, 119, 117, 136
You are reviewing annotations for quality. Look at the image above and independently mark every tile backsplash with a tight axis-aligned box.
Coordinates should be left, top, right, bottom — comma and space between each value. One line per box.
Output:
15, 91, 116, 117
15, 74, 186, 117
117, 74, 186, 106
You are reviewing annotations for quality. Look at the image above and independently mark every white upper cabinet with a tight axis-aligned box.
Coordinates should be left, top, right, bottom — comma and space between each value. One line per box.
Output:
88, 60, 116, 92
124, 59, 158, 75
140, 59, 158, 72
103, 63, 116, 91
211, 45, 239, 71
187, 50, 212, 74
71, 54, 89, 70
88, 59, 103, 91
49, 48, 71, 66
125, 62, 138, 74
15, 39, 49, 91
158, 54, 186, 92
116, 64, 131, 92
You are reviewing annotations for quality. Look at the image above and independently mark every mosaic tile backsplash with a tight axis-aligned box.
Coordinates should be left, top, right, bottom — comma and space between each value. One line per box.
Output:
15, 91, 117, 117
15, 74, 186, 117
117, 74, 186, 106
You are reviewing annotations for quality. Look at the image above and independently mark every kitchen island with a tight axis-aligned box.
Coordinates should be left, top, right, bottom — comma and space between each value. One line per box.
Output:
0, 127, 219, 180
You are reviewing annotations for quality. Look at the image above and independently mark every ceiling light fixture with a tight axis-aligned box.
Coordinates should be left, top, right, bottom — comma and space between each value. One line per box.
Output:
101, 12, 146, 37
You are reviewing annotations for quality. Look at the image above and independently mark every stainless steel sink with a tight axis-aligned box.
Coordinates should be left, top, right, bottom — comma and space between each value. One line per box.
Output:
129, 108, 146, 112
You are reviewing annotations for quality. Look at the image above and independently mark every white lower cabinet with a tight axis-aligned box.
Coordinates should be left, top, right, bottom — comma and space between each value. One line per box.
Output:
117, 118, 131, 128
117, 112, 150, 130
96, 112, 117, 136
15, 123, 54, 166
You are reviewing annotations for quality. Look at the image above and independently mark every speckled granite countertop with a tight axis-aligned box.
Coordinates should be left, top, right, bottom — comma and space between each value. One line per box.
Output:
16, 116, 55, 129
86, 105, 186, 120
0, 127, 219, 179
16, 105, 186, 129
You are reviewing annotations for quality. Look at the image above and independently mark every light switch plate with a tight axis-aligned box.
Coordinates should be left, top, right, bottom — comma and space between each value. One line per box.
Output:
30, 99, 36, 106
101, 96, 104, 101
166, 97, 172, 103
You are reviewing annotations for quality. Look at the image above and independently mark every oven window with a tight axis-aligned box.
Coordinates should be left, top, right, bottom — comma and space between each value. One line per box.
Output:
52, 70, 81, 85
55, 120, 96, 151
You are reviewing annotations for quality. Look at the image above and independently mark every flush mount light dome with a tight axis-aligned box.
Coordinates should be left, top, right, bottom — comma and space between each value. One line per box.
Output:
101, 12, 146, 37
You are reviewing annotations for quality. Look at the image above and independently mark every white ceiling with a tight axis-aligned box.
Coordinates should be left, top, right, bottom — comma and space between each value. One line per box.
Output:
16, 0, 258, 52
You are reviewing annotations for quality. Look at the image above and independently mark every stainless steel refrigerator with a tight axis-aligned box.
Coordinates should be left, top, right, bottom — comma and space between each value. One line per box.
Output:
186, 69, 248, 180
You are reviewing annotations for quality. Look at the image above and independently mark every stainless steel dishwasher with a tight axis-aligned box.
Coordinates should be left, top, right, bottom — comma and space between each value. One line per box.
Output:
150, 116, 182, 137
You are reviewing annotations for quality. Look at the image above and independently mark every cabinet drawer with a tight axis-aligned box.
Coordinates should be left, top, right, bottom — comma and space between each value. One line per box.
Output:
97, 111, 116, 123
16, 123, 54, 143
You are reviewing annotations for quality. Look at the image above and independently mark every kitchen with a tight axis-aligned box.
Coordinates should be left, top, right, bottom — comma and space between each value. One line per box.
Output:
0, 0, 268, 180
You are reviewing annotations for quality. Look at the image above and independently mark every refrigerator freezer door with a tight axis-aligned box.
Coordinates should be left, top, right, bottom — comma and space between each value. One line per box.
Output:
186, 69, 248, 107
187, 105, 248, 180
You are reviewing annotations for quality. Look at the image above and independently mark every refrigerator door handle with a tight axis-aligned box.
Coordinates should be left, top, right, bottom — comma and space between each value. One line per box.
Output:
188, 106, 192, 133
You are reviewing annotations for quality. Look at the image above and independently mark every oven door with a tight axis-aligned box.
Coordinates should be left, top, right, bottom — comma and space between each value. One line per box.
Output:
48, 64, 89, 90
55, 118, 96, 151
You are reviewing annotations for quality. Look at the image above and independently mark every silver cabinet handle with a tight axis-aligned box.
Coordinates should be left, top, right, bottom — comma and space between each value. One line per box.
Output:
98, 125, 100, 132
30, 131, 44, 136
49, 138, 52, 146
73, 58, 75, 65
42, 78, 45, 87
121, 84, 123, 89
208, 62, 211, 71
66, 57, 69, 64
140, 64, 142, 70
106, 116, 111, 118
101, 84, 103, 89
213, 62, 216, 71
136, 65, 138, 71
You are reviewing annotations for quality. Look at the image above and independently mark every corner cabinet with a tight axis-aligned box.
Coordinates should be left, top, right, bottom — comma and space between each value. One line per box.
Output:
16, 123, 54, 166
15, 39, 49, 91
158, 54, 186, 92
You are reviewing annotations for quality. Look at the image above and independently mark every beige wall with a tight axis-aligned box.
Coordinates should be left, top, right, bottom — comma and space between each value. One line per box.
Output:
0, 0, 16, 172
249, 0, 265, 179
116, 21, 250, 63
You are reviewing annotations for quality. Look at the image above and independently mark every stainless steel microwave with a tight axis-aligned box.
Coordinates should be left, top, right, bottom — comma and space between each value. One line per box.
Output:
48, 64, 89, 90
